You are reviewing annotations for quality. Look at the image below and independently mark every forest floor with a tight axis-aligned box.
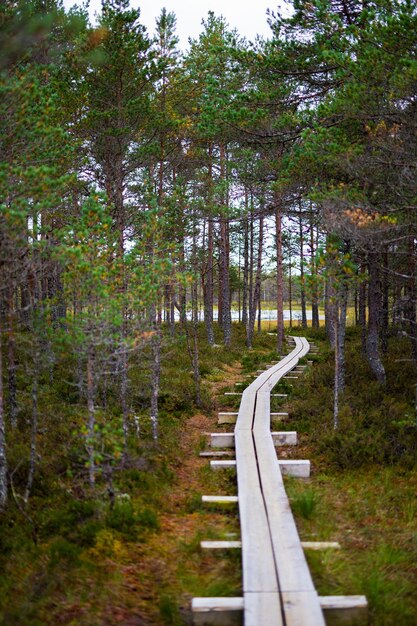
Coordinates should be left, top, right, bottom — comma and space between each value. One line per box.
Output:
0, 327, 416, 626
108, 362, 244, 626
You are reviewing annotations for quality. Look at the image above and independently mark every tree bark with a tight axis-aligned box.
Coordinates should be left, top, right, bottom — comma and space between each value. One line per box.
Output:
150, 303, 161, 442
405, 235, 417, 362
203, 215, 215, 345
242, 204, 249, 326
219, 143, 231, 347
0, 318, 8, 509
366, 253, 386, 384
380, 248, 389, 354
358, 262, 367, 356
299, 210, 307, 328
7, 287, 17, 428
87, 343, 96, 488
25, 349, 39, 502
276, 199, 284, 353
310, 215, 319, 328
247, 215, 263, 348
120, 340, 129, 455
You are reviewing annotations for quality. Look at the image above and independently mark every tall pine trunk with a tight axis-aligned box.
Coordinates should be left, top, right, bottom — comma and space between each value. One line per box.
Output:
366, 253, 386, 384
406, 235, 417, 362
276, 199, 284, 353
242, 200, 249, 326
310, 215, 319, 328
150, 311, 161, 442
7, 287, 17, 428
87, 343, 96, 488
0, 318, 7, 509
359, 262, 367, 356
299, 210, 307, 328
247, 215, 263, 348
203, 216, 215, 346
219, 143, 231, 347
25, 344, 39, 502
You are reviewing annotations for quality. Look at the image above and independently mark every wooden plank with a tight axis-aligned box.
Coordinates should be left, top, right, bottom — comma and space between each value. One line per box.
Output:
201, 541, 241, 549
218, 412, 238, 424
279, 460, 310, 477
282, 591, 326, 626
271, 412, 289, 419
192, 597, 243, 626
210, 433, 235, 447
320, 596, 368, 625
210, 432, 297, 448
210, 460, 236, 470
272, 431, 297, 446
200, 450, 235, 458
302, 542, 341, 550
201, 495, 238, 505
201, 540, 342, 550
244, 592, 283, 626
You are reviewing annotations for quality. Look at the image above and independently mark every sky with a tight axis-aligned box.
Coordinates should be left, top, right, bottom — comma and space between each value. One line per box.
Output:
62, 0, 284, 48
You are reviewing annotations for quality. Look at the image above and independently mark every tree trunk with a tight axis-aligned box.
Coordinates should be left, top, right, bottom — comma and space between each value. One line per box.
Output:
189, 224, 202, 406
219, 143, 231, 347
333, 280, 348, 429
0, 319, 8, 509
246, 208, 254, 347
204, 215, 215, 345
358, 263, 367, 356
406, 235, 417, 362
366, 253, 386, 384
25, 350, 39, 502
150, 304, 161, 442
276, 200, 284, 353
247, 215, 263, 348
380, 248, 389, 354
289, 257, 293, 328
120, 340, 129, 455
325, 273, 337, 348
310, 215, 319, 328
299, 211, 307, 328
242, 206, 249, 326
87, 343, 96, 488
7, 287, 17, 428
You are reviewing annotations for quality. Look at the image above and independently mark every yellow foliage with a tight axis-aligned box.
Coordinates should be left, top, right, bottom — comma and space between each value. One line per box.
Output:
89, 529, 126, 560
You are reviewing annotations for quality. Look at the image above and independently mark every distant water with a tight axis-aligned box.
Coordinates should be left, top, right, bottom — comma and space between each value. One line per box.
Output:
172, 309, 324, 321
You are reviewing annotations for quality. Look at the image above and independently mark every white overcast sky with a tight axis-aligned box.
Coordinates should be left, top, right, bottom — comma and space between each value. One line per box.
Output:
62, 1, 285, 48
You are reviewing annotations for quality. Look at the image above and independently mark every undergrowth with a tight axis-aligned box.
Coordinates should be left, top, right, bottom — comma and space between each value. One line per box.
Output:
1, 323, 416, 625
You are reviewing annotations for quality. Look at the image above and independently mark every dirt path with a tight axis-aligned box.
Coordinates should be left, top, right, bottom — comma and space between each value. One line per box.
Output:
103, 362, 243, 626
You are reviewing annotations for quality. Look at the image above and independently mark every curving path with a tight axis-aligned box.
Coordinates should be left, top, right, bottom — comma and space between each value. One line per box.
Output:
234, 336, 325, 625
193, 336, 367, 626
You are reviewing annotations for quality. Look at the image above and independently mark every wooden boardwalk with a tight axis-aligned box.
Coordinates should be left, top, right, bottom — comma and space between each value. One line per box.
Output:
193, 337, 367, 625
233, 336, 325, 625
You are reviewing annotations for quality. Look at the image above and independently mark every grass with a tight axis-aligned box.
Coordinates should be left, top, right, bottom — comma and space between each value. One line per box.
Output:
285, 467, 417, 625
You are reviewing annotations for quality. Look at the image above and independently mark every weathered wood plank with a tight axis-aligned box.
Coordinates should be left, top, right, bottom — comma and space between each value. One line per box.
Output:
244, 592, 283, 626
200, 450, 235, 458
200, 541, 241, 549
192, 598, 243, 626
320, 595, 368, 625
302, 541, 341, 550
282, 591, 326, 626
201, 495, 238, 505
218, 412, 238, 424
210, 431, 297, 448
